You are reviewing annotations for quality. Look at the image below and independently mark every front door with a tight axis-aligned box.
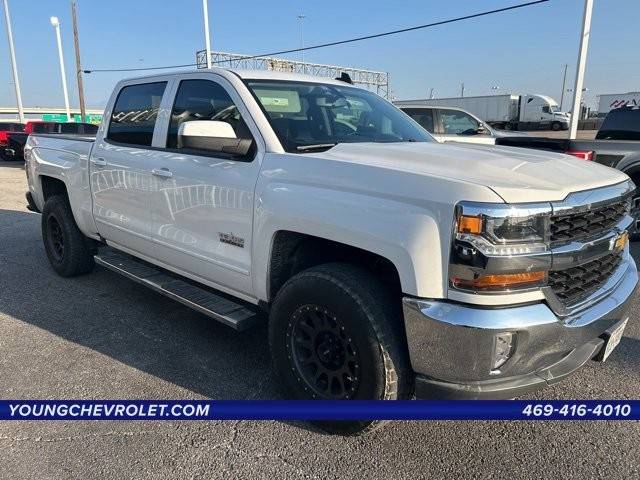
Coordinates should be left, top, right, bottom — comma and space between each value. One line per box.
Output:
437, 108, 495, 145
91, 81, 168, 256
148, 76, 263, 296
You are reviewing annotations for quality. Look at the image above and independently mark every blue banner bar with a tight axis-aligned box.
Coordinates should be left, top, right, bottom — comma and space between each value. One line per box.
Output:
0, 400, 638, 421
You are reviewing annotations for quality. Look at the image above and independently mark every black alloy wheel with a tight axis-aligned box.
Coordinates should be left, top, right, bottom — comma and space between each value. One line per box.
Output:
288, 305, 361, 399
46, 214, 65, 263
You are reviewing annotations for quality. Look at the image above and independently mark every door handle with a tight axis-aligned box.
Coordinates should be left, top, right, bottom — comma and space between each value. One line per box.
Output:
91, 157, 107, 167
151, 168, 173, 178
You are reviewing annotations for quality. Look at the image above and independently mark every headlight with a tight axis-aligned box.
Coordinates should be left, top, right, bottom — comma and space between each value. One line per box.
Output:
450, 202, 552, 293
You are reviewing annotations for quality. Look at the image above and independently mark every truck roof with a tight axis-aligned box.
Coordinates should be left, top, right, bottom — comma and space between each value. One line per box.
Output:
120, 67, 352, 87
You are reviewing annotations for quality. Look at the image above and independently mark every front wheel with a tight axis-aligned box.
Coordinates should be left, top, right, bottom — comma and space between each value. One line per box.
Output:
42, 195, 95, 277
551, 121, 562, 131
269, 263, 412, 435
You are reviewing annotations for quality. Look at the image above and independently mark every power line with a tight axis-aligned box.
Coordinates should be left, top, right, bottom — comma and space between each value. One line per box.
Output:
84, 0, 549, 73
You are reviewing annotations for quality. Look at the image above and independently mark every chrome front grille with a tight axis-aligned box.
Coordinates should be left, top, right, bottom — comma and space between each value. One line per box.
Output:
549, 251, 624, 307
550, 198, 629, 245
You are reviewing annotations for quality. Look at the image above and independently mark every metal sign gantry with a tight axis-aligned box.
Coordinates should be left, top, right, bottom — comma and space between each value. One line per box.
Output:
196, 50, 390, 98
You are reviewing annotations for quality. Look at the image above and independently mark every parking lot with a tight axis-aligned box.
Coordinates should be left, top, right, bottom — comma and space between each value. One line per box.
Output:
1, 160, 639, 479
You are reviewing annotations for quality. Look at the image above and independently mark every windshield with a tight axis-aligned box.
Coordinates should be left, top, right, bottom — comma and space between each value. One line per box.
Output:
246, 80, 433, 152
549, 105, 561, 113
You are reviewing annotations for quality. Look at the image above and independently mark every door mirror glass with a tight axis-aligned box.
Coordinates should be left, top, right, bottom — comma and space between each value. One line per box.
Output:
178, 120, 252, 156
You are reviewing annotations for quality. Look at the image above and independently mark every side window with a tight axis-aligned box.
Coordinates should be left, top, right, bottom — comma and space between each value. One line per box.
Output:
167, 79, 250, 150
542, 106, 551, 114
403, 108, 435, 133
107, 81, 167, 146
440, 109, 479, 135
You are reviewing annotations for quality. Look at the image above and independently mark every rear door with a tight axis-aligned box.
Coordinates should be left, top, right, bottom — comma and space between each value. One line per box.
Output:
147, 74, 264, 296
90, 80, 169, 257
401, 107, 440, 140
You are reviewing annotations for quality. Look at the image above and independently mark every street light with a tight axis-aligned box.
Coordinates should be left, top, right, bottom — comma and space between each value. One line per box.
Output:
202, 0, 212, 69
298, 14, 306, 72
50, 15, 72, 122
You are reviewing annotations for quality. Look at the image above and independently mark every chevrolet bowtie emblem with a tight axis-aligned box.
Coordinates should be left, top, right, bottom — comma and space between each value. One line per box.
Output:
611, 231, 629, 252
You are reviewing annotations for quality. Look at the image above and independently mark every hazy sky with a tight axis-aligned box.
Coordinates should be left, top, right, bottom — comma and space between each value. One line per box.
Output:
1, 0, 639, 110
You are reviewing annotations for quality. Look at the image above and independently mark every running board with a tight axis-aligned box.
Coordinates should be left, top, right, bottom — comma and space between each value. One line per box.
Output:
94, 249, 260, 331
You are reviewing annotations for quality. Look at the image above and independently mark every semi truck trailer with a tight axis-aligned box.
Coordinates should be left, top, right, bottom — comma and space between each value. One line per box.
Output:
395, 94, 570, 131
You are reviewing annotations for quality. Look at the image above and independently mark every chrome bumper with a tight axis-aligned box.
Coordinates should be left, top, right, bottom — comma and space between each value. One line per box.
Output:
403, 257, 637, 399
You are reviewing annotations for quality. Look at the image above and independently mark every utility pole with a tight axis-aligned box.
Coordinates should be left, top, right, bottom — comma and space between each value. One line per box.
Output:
71, 0, 85, 122
298, 14, 306, 72
202, 0, 212, 68
560, 63, 568, 110
460, 82, 465, 98
569, 0, 593, 139
2, 0, 25, 123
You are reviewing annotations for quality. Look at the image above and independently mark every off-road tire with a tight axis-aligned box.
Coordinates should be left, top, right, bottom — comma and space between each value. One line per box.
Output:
269, 262, 412, 435
42, 195, 95, 277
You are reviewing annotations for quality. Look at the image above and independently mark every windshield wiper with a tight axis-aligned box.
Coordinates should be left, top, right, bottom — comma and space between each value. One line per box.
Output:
296, 143, 337, 152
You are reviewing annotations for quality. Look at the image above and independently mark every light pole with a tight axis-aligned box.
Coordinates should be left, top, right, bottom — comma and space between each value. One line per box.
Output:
2, 0, 25, 123
71, 0, 86, 122
298, 14, 306, 72
568, 0, 593, 139
559, 63, 568, 110
50, 16, 72, 122
202, 0, 212, 68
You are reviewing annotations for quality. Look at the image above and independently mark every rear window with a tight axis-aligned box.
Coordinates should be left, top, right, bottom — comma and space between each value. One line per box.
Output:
596, 108, 640, 140
107, 82, 167, 146
31, 123, 58, 134
0, 123, 24, 132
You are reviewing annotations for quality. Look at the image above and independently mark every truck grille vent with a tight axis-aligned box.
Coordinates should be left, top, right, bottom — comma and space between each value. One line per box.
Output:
550, 199, 629, 244
549, 251, 623, 307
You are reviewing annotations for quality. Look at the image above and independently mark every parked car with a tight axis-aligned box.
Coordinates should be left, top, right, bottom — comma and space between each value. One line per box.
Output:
0, 122, 25, 160
396, 94, 570, 131
3, 120, 98, 161
25, 69, 637, 434
496, 106, 640, 233
397, 104, 526, 145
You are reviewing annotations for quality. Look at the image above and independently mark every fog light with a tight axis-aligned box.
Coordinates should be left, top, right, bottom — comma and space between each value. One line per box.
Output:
492, 333, 515, 371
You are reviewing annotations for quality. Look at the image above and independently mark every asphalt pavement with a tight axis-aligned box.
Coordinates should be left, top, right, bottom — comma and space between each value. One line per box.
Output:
1, 160, 638, 479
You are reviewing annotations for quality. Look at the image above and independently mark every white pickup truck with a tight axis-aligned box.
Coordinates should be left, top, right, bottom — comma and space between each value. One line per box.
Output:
24, 69, 637, 434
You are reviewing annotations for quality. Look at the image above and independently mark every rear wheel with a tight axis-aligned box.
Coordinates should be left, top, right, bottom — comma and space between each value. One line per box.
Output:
42, 195, 95, 277
269, 263, 412, 435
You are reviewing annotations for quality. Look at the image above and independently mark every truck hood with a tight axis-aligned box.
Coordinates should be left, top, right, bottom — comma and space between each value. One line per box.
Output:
317, 142, 628, 203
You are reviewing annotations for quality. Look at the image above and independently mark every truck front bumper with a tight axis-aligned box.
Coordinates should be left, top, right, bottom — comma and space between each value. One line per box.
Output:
403, 258, 637, 400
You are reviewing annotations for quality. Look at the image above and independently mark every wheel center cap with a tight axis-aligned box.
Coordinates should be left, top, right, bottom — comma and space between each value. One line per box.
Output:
315, 332, 343, 368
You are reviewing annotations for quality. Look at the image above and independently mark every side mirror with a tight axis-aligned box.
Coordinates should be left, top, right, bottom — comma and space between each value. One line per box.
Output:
178, 120, 253, 157
476, 125, 488, 134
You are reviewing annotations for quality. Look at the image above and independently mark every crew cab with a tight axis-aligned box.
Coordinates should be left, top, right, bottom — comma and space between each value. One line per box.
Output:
24, 69, 637, 434
396, 104, 526, 145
